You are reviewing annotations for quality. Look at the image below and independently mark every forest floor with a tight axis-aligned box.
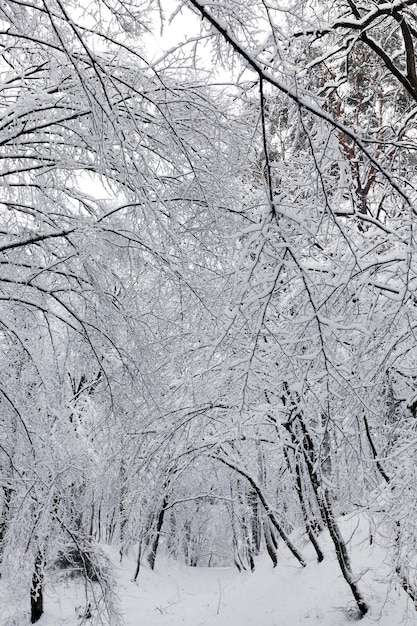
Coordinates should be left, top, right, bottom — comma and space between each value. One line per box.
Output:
2, 515, 417, 625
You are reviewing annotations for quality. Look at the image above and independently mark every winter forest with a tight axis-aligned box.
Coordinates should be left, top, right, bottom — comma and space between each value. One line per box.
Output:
3, 0, 417, 623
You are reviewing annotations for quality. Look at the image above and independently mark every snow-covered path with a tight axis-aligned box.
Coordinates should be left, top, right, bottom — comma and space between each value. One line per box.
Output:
2, 515, 416, 625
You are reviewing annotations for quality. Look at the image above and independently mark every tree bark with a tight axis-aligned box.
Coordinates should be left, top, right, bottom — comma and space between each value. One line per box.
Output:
263, 520, 278, 567
30, 551, 44, 624
216, 453, 306, 567
147, 495, 168, 570
284, 446, 324, 562
290, 417, 368, 617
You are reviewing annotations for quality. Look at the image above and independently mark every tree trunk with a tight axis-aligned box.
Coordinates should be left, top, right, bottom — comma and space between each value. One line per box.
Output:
216, 453, 306, 567
248, 488, 262, 555
263, 520, 278, 567
0, 487, 12, 565
30, 551, 44, 624
283, 446, 324, 562
147, 495, 168, 570
293, 418, 368, 617
363, 414, 417, 606
133, 541, 143, 582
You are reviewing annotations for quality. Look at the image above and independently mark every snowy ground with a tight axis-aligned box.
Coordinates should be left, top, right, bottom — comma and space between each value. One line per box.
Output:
2, 515, 417, 625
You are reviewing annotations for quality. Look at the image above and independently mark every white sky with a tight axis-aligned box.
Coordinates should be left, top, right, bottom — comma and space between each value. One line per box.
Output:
145, 1, 203, 59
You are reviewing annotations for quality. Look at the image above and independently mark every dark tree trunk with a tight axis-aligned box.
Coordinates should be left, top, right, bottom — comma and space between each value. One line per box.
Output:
363, 413, 417, 606
283, 446, 324, 562
239, 490, 256, 571
133, 541, 143, 582
89, 501, 95, 538
248, 488, 262, 555
291, 417, 368, 617
148, 495, 168, 570
30, 551, 44, 624
217, 454, 306, 568
0, 487, 12, 564
263, 520, 278, 567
